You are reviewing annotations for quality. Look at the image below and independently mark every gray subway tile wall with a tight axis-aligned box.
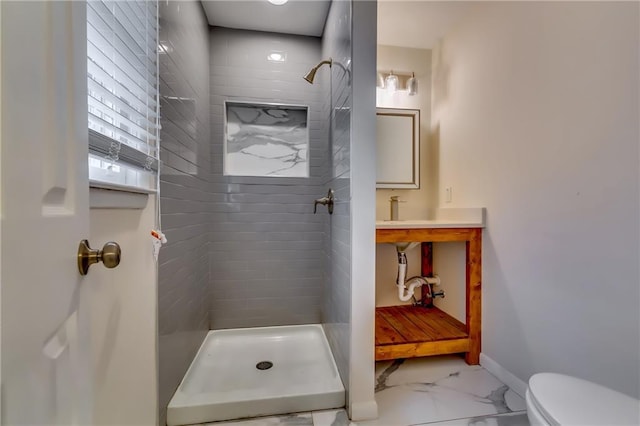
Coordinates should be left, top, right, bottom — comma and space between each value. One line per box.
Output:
209, 27, 327, 329
321, 0, 353, 392
158, 1, 211, 424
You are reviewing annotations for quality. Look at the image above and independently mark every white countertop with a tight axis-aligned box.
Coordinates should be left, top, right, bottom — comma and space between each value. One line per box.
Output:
376, 208, 485, 229
376, 220, 483, 229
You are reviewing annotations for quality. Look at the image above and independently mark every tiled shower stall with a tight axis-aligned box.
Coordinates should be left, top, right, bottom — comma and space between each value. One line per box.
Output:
157, 0, 369, 423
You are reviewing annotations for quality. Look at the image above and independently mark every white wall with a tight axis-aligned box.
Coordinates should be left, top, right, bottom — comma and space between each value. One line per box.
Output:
376, 45, 435, 221
349, 0, 378, 420
89, 200, 158, 425
432, 2, 639, 397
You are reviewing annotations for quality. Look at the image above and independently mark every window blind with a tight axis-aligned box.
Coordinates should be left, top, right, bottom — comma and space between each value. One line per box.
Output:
87, 0, 159, 192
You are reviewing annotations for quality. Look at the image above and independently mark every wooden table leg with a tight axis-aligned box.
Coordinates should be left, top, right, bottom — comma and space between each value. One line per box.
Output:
465, 229, 482, 364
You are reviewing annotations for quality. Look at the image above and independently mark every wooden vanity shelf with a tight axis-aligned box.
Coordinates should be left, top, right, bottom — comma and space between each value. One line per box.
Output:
376, 305, 468, 360
375, 227, 482, 365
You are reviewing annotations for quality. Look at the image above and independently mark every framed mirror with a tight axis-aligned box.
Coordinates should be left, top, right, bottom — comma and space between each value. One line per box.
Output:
376, 108, 420, 189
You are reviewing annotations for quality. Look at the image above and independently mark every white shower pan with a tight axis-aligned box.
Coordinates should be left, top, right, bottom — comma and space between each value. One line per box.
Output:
166, 324, 345, 425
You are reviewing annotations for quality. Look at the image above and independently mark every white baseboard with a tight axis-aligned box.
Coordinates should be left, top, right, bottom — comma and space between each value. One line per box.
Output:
349, 400, 378, 422
480, 353, 527, 398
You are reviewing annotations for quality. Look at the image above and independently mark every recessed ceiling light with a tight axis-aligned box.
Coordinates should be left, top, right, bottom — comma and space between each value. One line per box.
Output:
267, 51, 287, 62
268, 0, 288, 5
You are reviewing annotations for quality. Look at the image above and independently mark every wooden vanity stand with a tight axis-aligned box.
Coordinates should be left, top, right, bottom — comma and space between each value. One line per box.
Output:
375, 227, 482, 365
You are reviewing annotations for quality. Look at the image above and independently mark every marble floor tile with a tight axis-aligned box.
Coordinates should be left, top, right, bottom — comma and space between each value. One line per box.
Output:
205, 412, 313, 426
419, 413, 529, 426
312, 409, 351, 426
357, 355, 526, 426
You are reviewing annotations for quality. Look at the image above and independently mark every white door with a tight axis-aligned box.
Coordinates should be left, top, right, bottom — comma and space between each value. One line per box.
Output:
1, 1, 94, 424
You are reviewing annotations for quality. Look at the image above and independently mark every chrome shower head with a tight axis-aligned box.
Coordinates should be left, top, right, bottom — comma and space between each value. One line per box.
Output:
303, 58, 332, 84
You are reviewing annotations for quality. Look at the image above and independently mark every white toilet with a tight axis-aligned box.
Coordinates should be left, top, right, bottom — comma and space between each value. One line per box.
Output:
526, 373, 639, 425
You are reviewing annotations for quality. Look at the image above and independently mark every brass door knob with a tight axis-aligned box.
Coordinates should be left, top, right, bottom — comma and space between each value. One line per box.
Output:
77, 240, 121, 276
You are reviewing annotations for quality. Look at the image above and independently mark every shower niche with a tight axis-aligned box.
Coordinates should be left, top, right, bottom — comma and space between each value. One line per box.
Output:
224, 101, 310, 178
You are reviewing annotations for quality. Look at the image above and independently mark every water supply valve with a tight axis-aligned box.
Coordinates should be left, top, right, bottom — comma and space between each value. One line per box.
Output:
432, 289, 445, 299
313, 189, 334, 214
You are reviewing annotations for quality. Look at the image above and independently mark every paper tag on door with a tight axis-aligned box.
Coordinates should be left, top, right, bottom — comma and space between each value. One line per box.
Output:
151, 230, 167, 261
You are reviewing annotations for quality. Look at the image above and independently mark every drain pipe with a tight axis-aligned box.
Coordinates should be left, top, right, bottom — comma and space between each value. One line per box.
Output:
396, 245, 442, 302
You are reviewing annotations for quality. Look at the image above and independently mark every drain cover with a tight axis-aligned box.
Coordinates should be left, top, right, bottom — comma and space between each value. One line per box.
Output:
256, 361, 273, 370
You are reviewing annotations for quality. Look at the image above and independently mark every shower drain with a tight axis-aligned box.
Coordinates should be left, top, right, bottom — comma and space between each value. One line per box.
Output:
256, 361, 273, 370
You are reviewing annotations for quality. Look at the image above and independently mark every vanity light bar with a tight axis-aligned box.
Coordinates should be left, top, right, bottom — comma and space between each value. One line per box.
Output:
377, 70, 418, 95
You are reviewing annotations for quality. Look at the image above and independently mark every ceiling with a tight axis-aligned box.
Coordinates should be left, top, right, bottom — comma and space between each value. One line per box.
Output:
201, 0, 331, 37
378, 1, 477, 49
200, 0, 475, 48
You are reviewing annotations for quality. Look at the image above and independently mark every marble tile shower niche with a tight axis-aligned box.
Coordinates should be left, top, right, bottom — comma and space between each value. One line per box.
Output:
224, 102, 310, 178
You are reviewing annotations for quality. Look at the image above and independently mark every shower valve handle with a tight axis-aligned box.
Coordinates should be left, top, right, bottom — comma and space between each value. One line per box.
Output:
314, 189, 334, 215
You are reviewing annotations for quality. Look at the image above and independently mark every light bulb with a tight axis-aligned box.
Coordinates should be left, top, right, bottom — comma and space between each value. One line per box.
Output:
407, 72, 418, 96
385, 71, 398, 92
